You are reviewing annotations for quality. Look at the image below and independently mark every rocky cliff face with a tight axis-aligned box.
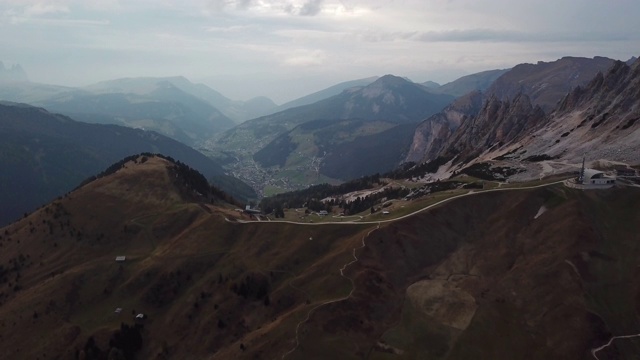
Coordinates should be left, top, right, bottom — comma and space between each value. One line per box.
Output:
441, 93, 545, 162
509, 58, 640, 165
485, 56, 615, 112
404, 56, 640, 179
405, 91, 483, 163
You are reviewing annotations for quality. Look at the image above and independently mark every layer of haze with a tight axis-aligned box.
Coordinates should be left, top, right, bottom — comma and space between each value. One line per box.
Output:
2, 0, 639, 104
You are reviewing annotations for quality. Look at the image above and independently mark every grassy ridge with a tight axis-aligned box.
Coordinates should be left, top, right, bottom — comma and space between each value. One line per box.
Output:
1, 159, 639, 359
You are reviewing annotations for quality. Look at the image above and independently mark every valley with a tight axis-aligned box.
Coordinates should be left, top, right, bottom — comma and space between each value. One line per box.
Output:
2, 45, 640, 360
2, 155, 640, 359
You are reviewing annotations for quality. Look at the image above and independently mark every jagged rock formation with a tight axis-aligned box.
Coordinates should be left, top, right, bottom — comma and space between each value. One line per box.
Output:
441, 93, 545, 162
405, 56, 639, 177
485, 56, 615, 111
510, 58, 640, 165
405, 91, 483, 163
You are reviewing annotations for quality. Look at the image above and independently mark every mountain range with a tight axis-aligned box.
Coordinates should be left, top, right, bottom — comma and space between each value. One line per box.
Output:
2, 55, 637, 199
0, 102, 256, 226
86, 76, 278, 123
276, 76, 380, 112
0, 75, 278, 147
212, 56, 633, 196
210, 75, 455, 194
404, 56, 639, 180
430, 68, 509, 97
1, 50, 640, 360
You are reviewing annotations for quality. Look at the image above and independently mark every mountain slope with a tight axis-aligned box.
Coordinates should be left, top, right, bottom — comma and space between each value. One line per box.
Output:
436, 69, 509, 97
209, 75, 454, 193
215, 75, 454, 151
440, 93, 546, 162
277, 76, 379, 111
40, 82, 235, 146
486, 56, 616, 111
492, 59, 640, 168
251, 119, 417, 184
0, 81, 84, 104
86, 76, 277, 122
405, 91, 484, 163
0, 103, 254, 226
1, 161, 639, 359
405, 56, 631, 175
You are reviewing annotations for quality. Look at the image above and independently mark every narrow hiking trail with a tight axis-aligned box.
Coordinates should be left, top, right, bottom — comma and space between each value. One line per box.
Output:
591, 333, 640, 359
280, 224, 380, 359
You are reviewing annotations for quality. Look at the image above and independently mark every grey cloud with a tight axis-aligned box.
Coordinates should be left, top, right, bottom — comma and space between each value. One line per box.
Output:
205, 0, 228, 12
235, 0, 254, 10
283, 3, 295, 14
299, 0, 324, 16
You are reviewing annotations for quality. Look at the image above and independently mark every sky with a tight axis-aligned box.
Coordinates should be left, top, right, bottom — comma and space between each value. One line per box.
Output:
1, 0, 639, 104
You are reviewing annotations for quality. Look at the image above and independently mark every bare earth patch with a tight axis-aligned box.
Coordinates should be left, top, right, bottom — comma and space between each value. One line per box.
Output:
406, 280, 477, 330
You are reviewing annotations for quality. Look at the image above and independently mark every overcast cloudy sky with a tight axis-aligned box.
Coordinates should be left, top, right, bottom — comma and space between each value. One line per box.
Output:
1, 0, 639, 103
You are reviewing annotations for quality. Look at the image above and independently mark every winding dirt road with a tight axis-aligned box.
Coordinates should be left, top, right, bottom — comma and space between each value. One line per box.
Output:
228, 181, 568, 359
231, 180, 567, 228
224, 178, 640, 358
280, 224, 379, 359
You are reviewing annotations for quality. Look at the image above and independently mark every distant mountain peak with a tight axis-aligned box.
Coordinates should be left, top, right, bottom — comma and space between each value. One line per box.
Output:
421, 80, 441, 89
0, 61, 28, 82
375, 74, 411, 86
360, 75, 421, 100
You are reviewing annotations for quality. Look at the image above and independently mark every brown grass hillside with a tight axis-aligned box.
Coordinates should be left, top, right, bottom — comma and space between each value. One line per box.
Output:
1, 155, 639, 359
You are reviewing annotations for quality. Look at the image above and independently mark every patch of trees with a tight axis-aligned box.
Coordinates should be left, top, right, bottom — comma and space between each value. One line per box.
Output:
170, 160, 245, 206
209, 175, 254, 206
335, 186, 410, 215
143, 271, 188, 307
170, 160, 210, 196
75, 153, 242, 206
523, 154, 557, 162
404, 180, 464, 200
455, 163, 522, 181
259, 173, 383, 214
77, 323, 143, 360
385, 155, 455, 179
230, 273, 270, 302
74, 153, 146, 190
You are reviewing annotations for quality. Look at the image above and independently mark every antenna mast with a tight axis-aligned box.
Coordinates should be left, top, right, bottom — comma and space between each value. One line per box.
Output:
579, 156, 586, 184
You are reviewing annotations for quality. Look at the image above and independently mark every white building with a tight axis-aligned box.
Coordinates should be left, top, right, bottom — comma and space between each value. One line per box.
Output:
582, 169, 616, 186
